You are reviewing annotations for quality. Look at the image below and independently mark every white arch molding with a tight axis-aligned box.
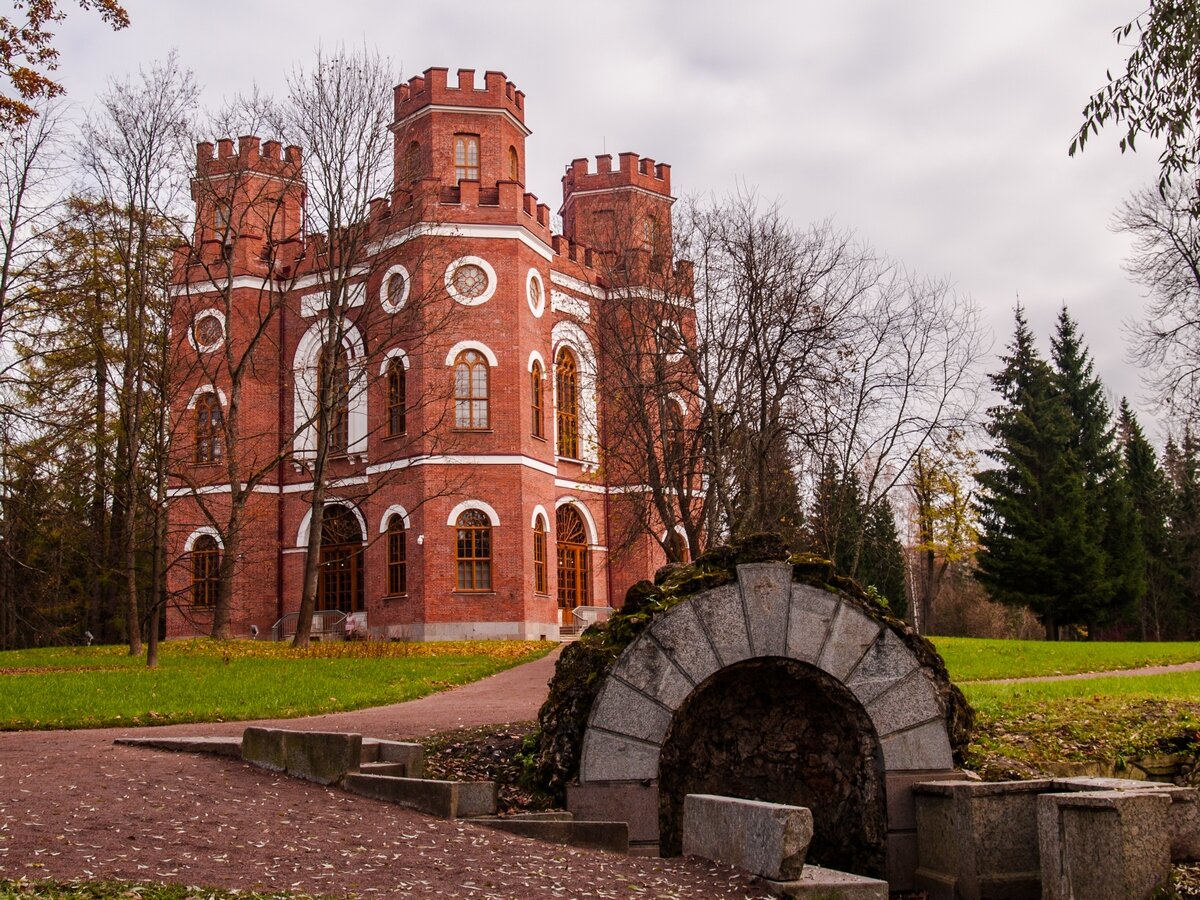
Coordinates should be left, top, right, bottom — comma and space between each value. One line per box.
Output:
379, 503, 411, 532
292, 319, 369, 459
446, 499, 500, 527
295, 499, 368, 548
555, 496, 599, 546
183, 525, 223, 552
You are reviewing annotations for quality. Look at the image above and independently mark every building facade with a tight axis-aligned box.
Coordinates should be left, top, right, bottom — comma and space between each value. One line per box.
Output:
166, 66, 692, 641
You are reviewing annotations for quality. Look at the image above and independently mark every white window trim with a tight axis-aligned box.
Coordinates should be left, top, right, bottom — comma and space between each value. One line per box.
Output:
184, 525, 223, 552
447, 499, 500, 527
380, 264, 411, 313
445, 255, 497, 306
187, 309, 226, 353
526, 267, 545, 318
445, 340, 498, 367
380, 504, 411, 532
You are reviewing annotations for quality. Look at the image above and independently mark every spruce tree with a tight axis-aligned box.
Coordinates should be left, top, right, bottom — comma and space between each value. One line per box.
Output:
976, 308, 1092, 638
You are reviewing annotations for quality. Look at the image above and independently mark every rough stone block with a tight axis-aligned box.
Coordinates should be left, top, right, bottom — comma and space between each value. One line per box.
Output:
736, 562, 791, 657
283, 729, 362, 785
815, 602, 881, 681
880, 720, 953, 771
579, 730, 660, 782
241, 727, 287, 772
785, 585, 838, 664
588, 676, 673, 744
689, 583, 751, 667
1037, 790, 1172, 900
763, 865, 888, 899
682, 793, 812, 881
845, 629, 920, 706
648, 603, 719, 685
568, 781, 659, 843
609, 633, 694, 710
865, 669, 943, 738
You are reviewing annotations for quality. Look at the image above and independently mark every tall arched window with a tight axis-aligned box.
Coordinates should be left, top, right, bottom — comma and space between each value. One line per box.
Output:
508, 145, 519, 182
191, 535, 220, 607
454, 349, 489, 429
195, 392, 223, 464
318, 504, 363, 612
556, 506, 590, 609
454, 134, 479, 182
533, 515, 548, 594
318, 343, 350, 454
386, 514, 407, 595
556, 348, 579, 458
455, 509, 492, 591
531, 360, 544, 438
387, 359, 406, 437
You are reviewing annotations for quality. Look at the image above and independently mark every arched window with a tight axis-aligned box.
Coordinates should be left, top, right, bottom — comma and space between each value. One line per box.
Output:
556, 348, 579, 458
531, 360, 544, 438
454, 134, 479, 182
387, 359, 406, 437
454, 349, 489, 429
318, 342, 350, 454
386, 514, 406, 595
556, 506, 590, 609
455, 509, 492, 591
533, 515, 548, 594
403, 141, 420, 181
318, 504, 363, 613
195, 392, 223, 464
508, 145, 519, 182
191, 535, 220, 607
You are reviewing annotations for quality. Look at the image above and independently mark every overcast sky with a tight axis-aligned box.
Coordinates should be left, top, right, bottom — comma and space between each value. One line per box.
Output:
53, 1, 1168, 435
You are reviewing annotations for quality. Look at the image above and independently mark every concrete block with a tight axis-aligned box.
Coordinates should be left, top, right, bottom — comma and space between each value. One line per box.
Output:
588, 677, 673, 744
879, 720, 953, 771
689, 583, 752, 667
609, 633, 694, 711
815, 602, 881, 681
241, 727, 287, 772
1037, 790, 1172, 900
114, 736, 242, 758
342, 774, 496, 818
568, 781, 660, 843
579, 730, 660, 782
785, 585, 838, 664
682, 793, 812, 881
845, 629, 919, 705
283, 729, 362, 785
361, 738, 424, 776
647, 601, 719, 685
763, 864, 888, 899
475, 817, 629, 853
736, 562, 791, 657
865, 669, 943, 738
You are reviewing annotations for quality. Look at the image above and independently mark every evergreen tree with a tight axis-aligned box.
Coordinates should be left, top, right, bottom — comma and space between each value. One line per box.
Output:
975, 308, 1096, 638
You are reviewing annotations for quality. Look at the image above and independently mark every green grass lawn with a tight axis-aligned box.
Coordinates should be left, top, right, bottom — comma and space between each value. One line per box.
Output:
0, 638, 553, 730
932, 636, 1200, 682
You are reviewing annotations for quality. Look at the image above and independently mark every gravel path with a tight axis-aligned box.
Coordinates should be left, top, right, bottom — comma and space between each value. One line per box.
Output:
975, 659, 1200, 685
0, 647, 771, 899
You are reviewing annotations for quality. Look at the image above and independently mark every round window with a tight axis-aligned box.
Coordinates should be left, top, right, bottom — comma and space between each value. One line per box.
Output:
192, 313, 224, 349
453, 264, 487, 299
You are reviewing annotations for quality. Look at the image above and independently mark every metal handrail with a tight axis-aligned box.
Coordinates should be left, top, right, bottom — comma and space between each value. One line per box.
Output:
270, 609, 348, 642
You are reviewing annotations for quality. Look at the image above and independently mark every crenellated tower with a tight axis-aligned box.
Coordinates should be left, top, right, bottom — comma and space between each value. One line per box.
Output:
391, 67, 529, 191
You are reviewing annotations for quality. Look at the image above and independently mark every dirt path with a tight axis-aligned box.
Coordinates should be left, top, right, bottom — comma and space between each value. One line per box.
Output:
974, 659, 1200, 685
0, 646, 771, 899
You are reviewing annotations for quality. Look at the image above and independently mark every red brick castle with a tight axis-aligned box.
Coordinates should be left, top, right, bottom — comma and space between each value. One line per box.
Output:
166, 67, 691, 640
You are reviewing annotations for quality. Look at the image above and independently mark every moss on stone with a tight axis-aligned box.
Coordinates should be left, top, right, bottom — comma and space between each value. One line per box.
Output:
530, 533, 975, 804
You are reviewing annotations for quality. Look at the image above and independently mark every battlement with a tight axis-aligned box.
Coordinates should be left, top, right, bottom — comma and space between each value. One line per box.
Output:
562, 152, 672, 199
394, 66, 525, 124
195, 135, 302, 177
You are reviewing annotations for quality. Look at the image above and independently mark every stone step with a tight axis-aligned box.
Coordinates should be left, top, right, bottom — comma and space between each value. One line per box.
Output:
343, 773, 496, 819
473, 815, 628, 854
